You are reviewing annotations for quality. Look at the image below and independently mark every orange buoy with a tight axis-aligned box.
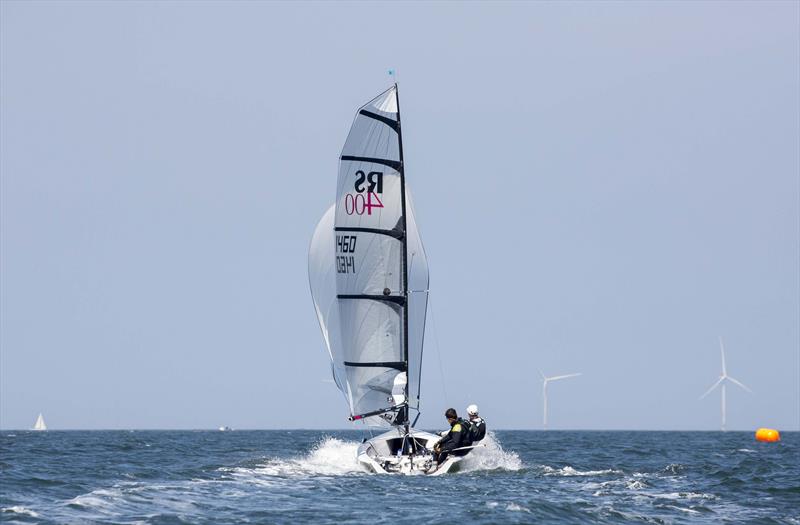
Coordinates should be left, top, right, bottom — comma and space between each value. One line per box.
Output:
755, 428, 780, 442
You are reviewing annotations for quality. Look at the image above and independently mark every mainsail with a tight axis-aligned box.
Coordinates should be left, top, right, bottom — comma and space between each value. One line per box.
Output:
309, 85, 429, 428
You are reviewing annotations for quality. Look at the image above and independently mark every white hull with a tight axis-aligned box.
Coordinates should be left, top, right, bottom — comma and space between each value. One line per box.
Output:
356, 427, 463, 476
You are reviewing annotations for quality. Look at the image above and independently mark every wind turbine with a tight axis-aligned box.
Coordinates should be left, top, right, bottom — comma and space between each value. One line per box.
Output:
540, 371, 581, 429
699, 337, 752, 431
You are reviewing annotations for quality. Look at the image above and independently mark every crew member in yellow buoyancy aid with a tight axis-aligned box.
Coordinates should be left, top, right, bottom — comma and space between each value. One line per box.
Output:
433, 408, 471, 465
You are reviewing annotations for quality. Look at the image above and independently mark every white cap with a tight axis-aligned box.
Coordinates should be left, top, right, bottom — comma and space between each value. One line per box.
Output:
466, 404, 479, 416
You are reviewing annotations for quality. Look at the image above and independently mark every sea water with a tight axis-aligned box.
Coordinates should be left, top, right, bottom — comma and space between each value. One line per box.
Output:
1, 430, 797, 524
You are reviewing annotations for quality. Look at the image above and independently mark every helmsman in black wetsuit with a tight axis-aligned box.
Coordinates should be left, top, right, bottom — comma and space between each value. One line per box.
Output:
433, 408, 471, 465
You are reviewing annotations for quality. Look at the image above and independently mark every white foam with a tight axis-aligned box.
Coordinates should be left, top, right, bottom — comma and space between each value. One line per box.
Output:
459, 432, 523, 472
2, 506, 39, 518
652, 492, 717, 501
662, 504, 701, 514
542, 465, 623, 477
226, 433, 521, 480
485, 501, 531, 513
588, 478, 646, 497
626, 479, 647, 490
505, 502, 531, 513
662, 464, 684, 474
67, 488, 122, 509
225, 437, 363, 481
57, 484, 203, 525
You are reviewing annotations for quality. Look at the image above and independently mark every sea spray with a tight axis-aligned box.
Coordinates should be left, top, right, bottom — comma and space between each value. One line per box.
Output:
225, 437, 363, 480
234, 433, 523, 479
226, 433, 523, 479
459, 431, 523, 472
297, 437, 363, 475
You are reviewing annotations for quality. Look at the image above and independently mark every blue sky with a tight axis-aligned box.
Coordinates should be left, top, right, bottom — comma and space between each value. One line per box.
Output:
1, 1, 798, 430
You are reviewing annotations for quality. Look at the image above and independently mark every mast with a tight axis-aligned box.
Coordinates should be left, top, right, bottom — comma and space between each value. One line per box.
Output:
395, 83, 410, 429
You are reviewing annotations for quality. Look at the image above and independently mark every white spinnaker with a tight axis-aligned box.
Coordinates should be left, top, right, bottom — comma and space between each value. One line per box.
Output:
405, 191, 429, 413
309, 205, 352, 411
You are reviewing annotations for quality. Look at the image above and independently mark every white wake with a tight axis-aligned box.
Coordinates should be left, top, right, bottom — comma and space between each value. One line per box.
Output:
225, 433, 521, 481
458, 432, 523, 472
223, 437, 363, 481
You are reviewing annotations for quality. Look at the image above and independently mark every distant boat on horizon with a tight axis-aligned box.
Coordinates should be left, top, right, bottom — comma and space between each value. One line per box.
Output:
32, 413, 47, 431
218, 426, 232, 432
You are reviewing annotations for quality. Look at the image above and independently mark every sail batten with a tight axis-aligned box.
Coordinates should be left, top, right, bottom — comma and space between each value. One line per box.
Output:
334, 226, 404, 240
339, 156, 402, 172
358, 109, 400, 132
344, 361, 407, 370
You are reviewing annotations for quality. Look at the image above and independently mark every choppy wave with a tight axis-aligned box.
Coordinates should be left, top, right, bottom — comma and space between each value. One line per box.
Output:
2, 506, 40, 518
486, 501, 532, 513
542, 465, 623, 477
1, 430, 797, 524
45, 434, 523, 523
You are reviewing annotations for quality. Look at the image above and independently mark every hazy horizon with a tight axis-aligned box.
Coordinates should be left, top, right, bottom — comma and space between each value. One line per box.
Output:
6, 427, 800, 432
2, 1, 798, 432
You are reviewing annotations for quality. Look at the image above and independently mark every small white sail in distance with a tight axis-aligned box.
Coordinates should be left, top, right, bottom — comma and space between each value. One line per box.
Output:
32, 413, 47, 431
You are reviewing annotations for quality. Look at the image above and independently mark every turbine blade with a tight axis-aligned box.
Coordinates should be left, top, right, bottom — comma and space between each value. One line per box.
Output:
727, 376, 752, 393
539, 370, 546, 381
700, 376, 724, 399
549, 373, 582, 382
719, 336, 727, 377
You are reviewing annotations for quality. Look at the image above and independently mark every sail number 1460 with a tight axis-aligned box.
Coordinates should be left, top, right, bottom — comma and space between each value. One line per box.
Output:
336, 235, 357, 274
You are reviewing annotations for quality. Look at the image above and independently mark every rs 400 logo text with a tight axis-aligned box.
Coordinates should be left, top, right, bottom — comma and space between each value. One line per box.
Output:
344, 170, 383, 216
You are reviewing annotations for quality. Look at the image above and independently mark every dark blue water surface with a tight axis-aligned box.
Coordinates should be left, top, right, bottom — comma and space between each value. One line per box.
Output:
1, 430, 798, 524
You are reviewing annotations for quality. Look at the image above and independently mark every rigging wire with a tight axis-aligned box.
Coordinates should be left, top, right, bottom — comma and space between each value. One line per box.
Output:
427, 292, 449, 406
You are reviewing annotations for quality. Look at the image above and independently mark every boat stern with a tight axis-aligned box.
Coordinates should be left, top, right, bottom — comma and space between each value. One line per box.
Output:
355, 428, 462, 475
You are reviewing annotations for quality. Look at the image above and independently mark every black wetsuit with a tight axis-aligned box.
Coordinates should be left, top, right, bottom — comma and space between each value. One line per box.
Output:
468, 416, 486, 443
434, 418, 471, 464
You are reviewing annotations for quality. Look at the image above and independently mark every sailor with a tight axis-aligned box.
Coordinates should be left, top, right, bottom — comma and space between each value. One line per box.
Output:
466, 404, 486, 443
433, 408, 471, 465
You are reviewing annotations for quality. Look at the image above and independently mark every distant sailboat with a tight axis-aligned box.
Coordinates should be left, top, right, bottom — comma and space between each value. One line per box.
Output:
32, 413, 47, 431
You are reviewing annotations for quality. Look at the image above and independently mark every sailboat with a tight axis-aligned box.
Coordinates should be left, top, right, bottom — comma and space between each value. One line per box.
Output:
309, 84, 461, 475
32, 413, 47, 431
